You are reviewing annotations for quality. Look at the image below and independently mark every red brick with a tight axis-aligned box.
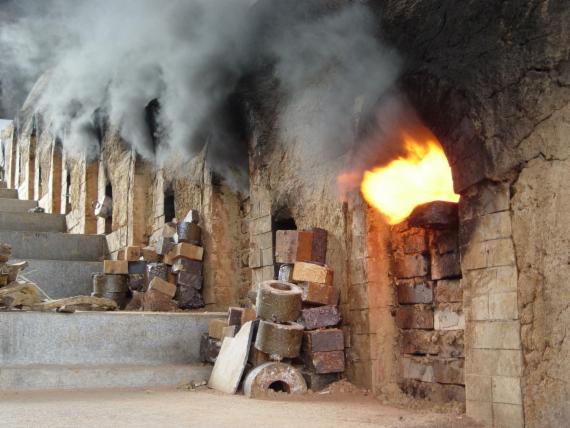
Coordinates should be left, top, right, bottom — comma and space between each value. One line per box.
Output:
393, 253, 428, 279
306, 282, 339, 306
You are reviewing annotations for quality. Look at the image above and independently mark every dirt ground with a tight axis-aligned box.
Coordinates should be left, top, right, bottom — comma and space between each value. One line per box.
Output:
0, 386, 482, 428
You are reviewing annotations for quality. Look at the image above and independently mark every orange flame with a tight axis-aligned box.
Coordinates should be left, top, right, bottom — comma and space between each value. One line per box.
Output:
361, 133, 459, 225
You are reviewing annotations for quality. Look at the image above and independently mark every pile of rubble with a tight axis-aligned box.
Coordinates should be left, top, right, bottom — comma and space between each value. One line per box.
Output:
96, 209, 205, 312
203, 227, 346, 397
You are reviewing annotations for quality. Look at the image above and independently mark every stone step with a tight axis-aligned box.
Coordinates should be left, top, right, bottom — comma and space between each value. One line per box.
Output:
0, 211, 66, 232
0, 230, 107, 261
0, 312, 225, 366
0, 188, 18, 199
0, 364, 212, 391
0, 198, 38, 213
16, 259, 103, 299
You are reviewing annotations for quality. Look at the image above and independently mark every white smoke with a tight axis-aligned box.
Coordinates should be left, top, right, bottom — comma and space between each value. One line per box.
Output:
0, 0, 400, 184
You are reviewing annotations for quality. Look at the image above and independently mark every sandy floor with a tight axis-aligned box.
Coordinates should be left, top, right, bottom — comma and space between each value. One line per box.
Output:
0, 387, 482, 428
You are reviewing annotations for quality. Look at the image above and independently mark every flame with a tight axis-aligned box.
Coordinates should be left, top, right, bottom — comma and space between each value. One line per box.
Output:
361, 133, 459, 225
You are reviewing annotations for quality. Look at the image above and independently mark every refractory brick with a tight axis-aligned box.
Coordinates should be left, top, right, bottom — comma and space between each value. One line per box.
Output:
396, 305, 434, 329
300, 305, 341, 330
397, 279, 433, 304
303, 329, 344, 352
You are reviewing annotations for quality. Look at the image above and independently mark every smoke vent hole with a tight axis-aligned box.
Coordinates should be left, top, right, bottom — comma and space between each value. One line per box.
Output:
164, 188, 176, 223
268, 381, 290, 393
105, 182, 113, 234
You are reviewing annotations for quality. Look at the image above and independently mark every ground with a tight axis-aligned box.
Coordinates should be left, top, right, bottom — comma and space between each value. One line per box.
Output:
0, 387, 481, 428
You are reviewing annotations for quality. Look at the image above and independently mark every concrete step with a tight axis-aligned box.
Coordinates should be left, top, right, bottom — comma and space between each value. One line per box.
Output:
0, 312, 225, 366
0, 364, 212, 391
16, 259, 103, 298
0, 230, 107, 261
0, 198, 38, 213
0, 188, 18, 199
0, 211, 66, 232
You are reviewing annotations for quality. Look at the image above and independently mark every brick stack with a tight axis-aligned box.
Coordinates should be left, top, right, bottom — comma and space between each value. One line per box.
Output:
392, 201, 465, 402
275, 228, 346, 391
97, 209, 205, 311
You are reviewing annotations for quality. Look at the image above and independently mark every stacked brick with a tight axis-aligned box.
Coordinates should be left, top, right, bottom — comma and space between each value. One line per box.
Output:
392, 203, 465, 402
274, 228, 346, 390
95, 209, 205, 311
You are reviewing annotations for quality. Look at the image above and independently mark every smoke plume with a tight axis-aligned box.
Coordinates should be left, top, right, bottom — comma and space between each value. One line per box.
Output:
0, 0, 400, 186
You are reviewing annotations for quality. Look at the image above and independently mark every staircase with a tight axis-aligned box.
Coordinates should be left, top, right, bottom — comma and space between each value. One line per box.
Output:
0, 187, 105, 298
0, 186, 225, 391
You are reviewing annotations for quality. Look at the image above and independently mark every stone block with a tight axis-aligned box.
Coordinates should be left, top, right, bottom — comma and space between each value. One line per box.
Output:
401, 330, 439, 355
223, 325, 238, 339
396, 279, 433, 304
401, 357, 434, 382
200, 333, 221, 364
300, 305, 341, 330
458, 181, 509, 220
465, 349, 522, 377
171, 258, 202, 275
431, 251, 461, 280
492, 376, 522, 404
488, 292, 518, 320
435, 279, 462, 303
396, 305, 434, 329
492, 403, 524, 428
430, 229, 458, 255
433, 358, 464, 384
439, 330, 465, 358
208, 319, 228, 340
124, 245, 141, 261
103, 260, 129, 274
148, 276, 177, 298
167, 243, 204, 262
176, 222, 201, 245
465, 374, 492, 402
146, 263, 168, 285
303, 329, 344, 352
177, 271, 202, 290
155, 236, 174, 256
275, 230, 309, 264
252, 231, 273, 250
310, 227, 328, 265
408, 201, 459, 230
128, 260, 147, 275
248, 247, 262, 268
434, 304, 464, 331
485, 239, 515, 268
292, 262, 333, 285
472, 321, 521, 350
250, 215, 272, 235
141, 246, 159, 262
251, 266, 274, 284
392, 227, 427, 254
466, 400, 493, 427
142, 289, 177, 312
306, 282, 339, 306
261, 247, 273, 266
227, 307, 245, 326
393, 253, 428, 279
470, 294, 489, 320
176, 284, 205, 309
401, 379, 465, 402
304, 350, 345, 374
